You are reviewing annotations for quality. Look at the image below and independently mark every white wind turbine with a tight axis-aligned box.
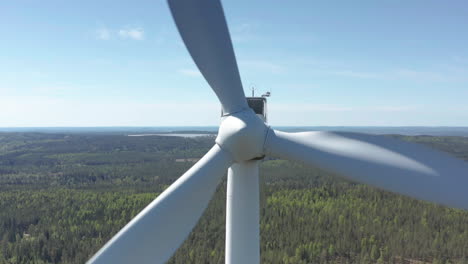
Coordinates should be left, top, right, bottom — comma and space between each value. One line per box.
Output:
88, 0, 468, 263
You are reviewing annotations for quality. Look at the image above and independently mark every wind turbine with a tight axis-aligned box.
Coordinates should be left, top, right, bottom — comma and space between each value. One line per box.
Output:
88, 0, 468, 263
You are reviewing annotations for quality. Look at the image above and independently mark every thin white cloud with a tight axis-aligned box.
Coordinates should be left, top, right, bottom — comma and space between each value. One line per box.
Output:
231, 22, 258, 43
272, 103, 417, 113
0, 96, 220, 126
323, 67, 468, 82
273, 103, 353, 112
2, 95, 467, 127
369, 106, 416, 112
240, 60, 285, 74
267, 103, 449, 126
95, 26, 145, 41
330, 70, 381, 79
179, 69, 202, 77
96, 27, 111, 40
118, 27, 145, 40
394, 69, 446, 82
233, 23, 252, 33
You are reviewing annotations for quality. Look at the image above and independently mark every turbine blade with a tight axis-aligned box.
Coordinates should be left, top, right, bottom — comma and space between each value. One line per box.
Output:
264, 129, 468, 210
168, 0, 248, 114
88, 144, 233, 264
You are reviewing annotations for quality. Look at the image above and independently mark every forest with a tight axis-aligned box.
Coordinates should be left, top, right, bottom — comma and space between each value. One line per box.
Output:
0, 132, 468, 264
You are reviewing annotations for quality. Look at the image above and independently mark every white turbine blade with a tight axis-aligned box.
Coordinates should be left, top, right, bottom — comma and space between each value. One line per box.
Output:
168, 0, 248, 114
264, 130, 468, 210
88, 144, 233, 264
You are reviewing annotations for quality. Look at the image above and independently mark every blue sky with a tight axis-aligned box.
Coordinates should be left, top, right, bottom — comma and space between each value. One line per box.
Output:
1, 0, 468, 127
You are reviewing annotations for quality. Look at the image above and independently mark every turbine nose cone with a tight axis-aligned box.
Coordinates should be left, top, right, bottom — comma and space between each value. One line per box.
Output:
216, 109, 269, 162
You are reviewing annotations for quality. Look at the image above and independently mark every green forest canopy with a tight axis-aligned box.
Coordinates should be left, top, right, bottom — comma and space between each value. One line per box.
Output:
0, 132, 467, 264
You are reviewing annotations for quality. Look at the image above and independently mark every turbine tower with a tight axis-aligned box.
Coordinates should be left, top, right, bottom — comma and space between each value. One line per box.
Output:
88, 0, 468, 263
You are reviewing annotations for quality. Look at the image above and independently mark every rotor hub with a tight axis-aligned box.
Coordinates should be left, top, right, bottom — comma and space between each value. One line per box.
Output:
216, 109, 269, 162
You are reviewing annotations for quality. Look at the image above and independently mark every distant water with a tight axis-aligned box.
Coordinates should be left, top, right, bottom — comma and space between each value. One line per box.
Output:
128, 133, 215, 138
1, 126, 468, 137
